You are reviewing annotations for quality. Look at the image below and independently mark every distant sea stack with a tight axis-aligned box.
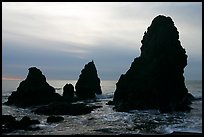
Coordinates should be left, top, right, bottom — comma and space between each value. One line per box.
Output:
62, 83, 74, 102
75, 60, 102, 99
112, 15, 192, 113
4, 67, 62, 107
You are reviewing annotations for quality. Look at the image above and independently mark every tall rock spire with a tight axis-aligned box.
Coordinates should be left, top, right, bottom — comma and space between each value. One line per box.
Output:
75, 61, 102, 99
112, 15, 192, 113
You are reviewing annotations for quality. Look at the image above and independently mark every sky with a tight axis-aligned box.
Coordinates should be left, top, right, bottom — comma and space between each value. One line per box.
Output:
2, 2, 202, 80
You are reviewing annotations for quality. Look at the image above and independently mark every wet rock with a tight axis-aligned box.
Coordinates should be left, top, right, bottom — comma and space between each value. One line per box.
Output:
19, 116, 40, 128
75, 60, 102, 100
2, 115, 16, 125
88, 117, 95, 120
88, 105, 102, 109
47, 116, 64, 123
63, 83, 74, 102
4, 67, 63, 107
32, 102, 96, 116
106, 100, 114, 105
112, 15, 193, 113
2, 115, 40, 133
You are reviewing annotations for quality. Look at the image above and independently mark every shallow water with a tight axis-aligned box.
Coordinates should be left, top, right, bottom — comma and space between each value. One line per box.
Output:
2, 80, 202, 135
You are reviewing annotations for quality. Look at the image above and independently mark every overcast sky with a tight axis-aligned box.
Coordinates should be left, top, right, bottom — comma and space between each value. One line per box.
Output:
2, 2, 202, 80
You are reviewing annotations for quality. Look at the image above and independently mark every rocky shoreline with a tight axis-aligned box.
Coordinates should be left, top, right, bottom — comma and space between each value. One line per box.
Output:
2, 15, 200, 135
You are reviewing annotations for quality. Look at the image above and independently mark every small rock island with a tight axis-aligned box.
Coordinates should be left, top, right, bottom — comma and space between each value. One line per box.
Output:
4, 63, 103, 116
75, 60, 102, 99
4, 67, 62, 107
62, 83, 74, 102
111, 15, 193, 113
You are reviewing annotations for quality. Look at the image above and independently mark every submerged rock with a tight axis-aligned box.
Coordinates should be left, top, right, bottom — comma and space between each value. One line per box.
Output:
112, 15, 193, 113
75, 60, 102, 99
4, 67, 63, 107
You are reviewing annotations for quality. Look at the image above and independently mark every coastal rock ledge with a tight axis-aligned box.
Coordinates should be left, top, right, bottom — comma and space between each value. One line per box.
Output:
111, 15, 193, 113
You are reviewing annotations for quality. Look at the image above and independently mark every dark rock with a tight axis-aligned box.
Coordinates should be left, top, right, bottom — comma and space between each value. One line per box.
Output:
4, 67, 63, 107
47, 116, 64, 123
2, 115, 40, 133
2, 115, 17, 133
106, 101, 114, 105
187, 93, 202, 101
89, 105, 102, 109
75, 60, 102, 100
88, 117, 95, 120
32, 102, 96, 115
112, 15, 193, 113
19, 116, 40, 128
2, 115, 16, 125
63, 83, 74, 102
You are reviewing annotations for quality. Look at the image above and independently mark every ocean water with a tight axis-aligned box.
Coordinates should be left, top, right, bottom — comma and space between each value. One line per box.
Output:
2, 80, 202, 135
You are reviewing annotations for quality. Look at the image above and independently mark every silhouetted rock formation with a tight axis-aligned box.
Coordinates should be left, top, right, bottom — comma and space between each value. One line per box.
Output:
112, 15, 192, 113
18, 116, 40, 128
47, 116, 64, 123
2, 115, 16, 125
75, 60, 102, 99
32, 102, 101, 115
2, 115, 40, 133
4, 67, 62, 107
63, 83, 74, 102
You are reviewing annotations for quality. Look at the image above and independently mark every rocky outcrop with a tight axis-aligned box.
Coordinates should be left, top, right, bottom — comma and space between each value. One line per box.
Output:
112, 15, 193, 113
32, 102, 101, 116
2, 115, 40, 133
63, 83, 74, 102
47, 116, 64, 123
75, 61, 102, 99
2, 115, 16, 125
4, 67, 63, 107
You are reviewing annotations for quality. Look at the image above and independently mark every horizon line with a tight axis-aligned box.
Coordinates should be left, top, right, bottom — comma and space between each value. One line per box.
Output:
2, 76, 202, 81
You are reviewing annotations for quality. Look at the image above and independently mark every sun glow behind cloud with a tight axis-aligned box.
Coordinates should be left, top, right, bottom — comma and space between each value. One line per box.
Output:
2, 2, 146, 50
2, 2, 202, 80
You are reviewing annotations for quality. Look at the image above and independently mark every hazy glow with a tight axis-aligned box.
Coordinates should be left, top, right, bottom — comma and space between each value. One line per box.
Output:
2, 2, 202, 80
2, 76, 23, 80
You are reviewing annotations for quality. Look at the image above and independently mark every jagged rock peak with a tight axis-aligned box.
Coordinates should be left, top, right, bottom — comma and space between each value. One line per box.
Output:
75, 60, 102, 99
112, 15, 191, 113
4, 67, 62, 107
26, 67, 46, 83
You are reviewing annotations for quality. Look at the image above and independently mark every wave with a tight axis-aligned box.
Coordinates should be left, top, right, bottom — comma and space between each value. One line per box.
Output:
96, 94, 113, 99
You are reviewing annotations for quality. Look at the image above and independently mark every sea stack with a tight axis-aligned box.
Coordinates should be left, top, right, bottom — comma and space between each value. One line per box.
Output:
4, 67, 62, 107
62, 83, 74, 101
75, 60, 102, 99
112, 15, 192, 113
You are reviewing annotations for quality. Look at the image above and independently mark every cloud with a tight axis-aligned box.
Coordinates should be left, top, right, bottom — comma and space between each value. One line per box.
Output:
2, 2, 202, 80
2, 2, 146, 49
